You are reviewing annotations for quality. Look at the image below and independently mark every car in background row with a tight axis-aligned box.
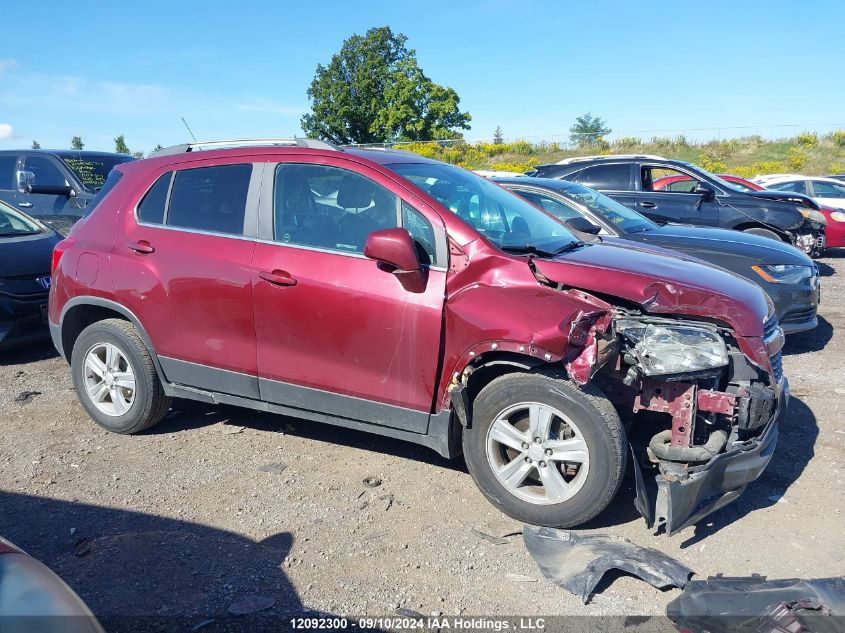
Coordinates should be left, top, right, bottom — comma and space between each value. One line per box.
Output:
0, 535, 103, 630
0, 149, 135, 235
654, 173, 763, 193
753, 175, 845, 210
493, 176, 820, 334
0, 201, 62, 351
528, 155, 826, 257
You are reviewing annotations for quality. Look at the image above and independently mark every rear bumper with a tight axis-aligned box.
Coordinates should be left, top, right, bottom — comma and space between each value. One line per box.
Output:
634, 380, 787, 535
0, 296, 50, 351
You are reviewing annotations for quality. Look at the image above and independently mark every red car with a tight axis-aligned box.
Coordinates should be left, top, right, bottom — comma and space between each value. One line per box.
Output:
49, 139, 786, 535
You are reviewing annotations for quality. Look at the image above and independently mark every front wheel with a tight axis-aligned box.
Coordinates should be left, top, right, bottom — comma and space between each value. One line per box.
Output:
462, 372, 626, 527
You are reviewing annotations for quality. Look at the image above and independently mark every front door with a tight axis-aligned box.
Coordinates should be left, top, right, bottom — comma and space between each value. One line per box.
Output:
251, 160, 447, 432
636, 164, 720, 226
17, 154, 83, 221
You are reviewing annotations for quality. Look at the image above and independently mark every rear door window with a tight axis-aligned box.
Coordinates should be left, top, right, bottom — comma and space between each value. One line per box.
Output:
810, 180, 845, 198
573, 164, 631, 190
166, 164, 252, 235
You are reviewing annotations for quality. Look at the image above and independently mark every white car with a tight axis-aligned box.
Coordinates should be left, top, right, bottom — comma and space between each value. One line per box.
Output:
752, 175, 845, 210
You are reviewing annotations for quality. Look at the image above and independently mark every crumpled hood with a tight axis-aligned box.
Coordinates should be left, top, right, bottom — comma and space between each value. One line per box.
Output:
532, 241, 771, 337
635, 225, 813, 266
749, 189, 820, 210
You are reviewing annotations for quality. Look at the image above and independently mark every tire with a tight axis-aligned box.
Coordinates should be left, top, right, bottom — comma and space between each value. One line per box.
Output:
743, 227, 782, 242
462, 372, 626, 527
71, 318, 171, 434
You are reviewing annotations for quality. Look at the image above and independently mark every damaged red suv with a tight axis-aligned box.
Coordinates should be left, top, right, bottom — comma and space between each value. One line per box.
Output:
49, 140, 787, 534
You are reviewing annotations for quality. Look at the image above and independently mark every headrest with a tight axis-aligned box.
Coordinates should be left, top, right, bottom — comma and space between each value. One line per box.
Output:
337, 175, 373, 209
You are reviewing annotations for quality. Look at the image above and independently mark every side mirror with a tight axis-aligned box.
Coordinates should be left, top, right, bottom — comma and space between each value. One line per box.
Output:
564, 216, 601, 235
16, 170, 34, 192
364, 228, 425, 292
693, 182, 716, 202
26, 183, 75, 197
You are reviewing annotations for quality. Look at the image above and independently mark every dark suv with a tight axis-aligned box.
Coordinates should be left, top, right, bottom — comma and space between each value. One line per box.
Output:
529, 154, 826, 256
0, 150, 135, 234
49, 139, 787, 534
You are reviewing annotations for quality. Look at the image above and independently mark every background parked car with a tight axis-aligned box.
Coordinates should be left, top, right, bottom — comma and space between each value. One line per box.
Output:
653, 173, 764, 193
0, 535, 103, 630
528, 155, 826, 257
0, 201, 62, 351
753, 175, 845, 210
494, 176, 820, 334
0, 149, 135, 235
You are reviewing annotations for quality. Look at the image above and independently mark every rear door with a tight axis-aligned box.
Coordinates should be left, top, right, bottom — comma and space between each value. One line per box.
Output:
112, 160, 262, 397
809, 180, 845, 210
251, 158, 448, 431
568, 163, 637, 210
636, 163, 720, 226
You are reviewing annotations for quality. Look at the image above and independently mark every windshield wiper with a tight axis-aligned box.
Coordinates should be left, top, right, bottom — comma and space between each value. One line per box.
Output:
501, 242, 587, 257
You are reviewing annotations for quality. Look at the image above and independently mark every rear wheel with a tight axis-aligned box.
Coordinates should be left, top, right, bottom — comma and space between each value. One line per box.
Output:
71, 319, 170, 434
462, 372, 626, 527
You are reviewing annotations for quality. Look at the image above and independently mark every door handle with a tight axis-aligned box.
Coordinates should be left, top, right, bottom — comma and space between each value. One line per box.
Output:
639, 201, 657, 208
259, 269, 297, 287
127, 240, 155, 254
18, 202, 33, 208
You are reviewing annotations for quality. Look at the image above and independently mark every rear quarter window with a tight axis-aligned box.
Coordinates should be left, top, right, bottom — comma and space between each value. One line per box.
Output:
137, 173, 172, 224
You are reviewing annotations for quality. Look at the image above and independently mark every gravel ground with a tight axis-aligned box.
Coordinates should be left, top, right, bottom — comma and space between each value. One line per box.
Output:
1, 252, 843, 630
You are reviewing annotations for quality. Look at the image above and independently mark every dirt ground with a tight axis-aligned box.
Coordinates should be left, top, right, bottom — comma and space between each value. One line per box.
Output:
1, 253, 843, 631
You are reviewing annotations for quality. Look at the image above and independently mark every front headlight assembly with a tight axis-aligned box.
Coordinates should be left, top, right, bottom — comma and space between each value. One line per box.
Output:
751, 264, 814, 285
615, 319, 729, 377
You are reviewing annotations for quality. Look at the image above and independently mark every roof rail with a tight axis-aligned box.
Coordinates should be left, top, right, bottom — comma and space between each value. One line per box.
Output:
555, 153, 667, 165
149, 138, 339, 157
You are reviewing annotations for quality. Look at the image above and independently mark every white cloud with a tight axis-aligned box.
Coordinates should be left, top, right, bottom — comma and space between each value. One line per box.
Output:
0, 59, 16, 74
0, 123, 14, 139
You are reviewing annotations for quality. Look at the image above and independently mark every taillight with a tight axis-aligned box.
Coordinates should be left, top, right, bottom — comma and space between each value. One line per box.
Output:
51, 237, 76, 274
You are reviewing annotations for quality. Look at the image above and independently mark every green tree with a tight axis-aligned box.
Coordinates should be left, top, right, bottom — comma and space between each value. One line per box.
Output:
31, 140, 41, 149
301, 26, 471, 144
152, 144, 164, 153
493, 126, 504, 144
71, 136, 84, 150
132, 151, 145, 159
114, 135, 130, 154
569, 112, 611, 146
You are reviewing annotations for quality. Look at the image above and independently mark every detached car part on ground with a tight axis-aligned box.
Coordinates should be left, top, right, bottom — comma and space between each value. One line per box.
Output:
0, 200, 62, 351
529, 155, 826, 257
0, 536, 103, 632
50, 140, 786, 534
495, 177, 821, 335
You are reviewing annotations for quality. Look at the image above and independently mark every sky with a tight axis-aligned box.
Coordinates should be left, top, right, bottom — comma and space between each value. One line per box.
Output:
1, 0, 844, 153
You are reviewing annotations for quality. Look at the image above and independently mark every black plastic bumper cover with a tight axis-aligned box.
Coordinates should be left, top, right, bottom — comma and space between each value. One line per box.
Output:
633, 385, 787, 535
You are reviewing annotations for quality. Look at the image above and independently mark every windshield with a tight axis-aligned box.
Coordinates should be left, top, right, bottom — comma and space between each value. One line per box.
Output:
0, 200, 42, 236
387, 162, 579, 254
557, 183, 655, 234
58, 153, 134, 192
682, 162, 747, 194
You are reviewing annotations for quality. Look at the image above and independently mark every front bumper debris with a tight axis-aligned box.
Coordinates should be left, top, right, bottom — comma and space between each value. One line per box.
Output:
523, 525, 692, 603
667, 574, 845, 633
633, 383, 787, 535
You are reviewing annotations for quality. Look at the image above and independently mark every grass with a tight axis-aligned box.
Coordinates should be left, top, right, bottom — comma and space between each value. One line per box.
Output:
396, 131, 845, 177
